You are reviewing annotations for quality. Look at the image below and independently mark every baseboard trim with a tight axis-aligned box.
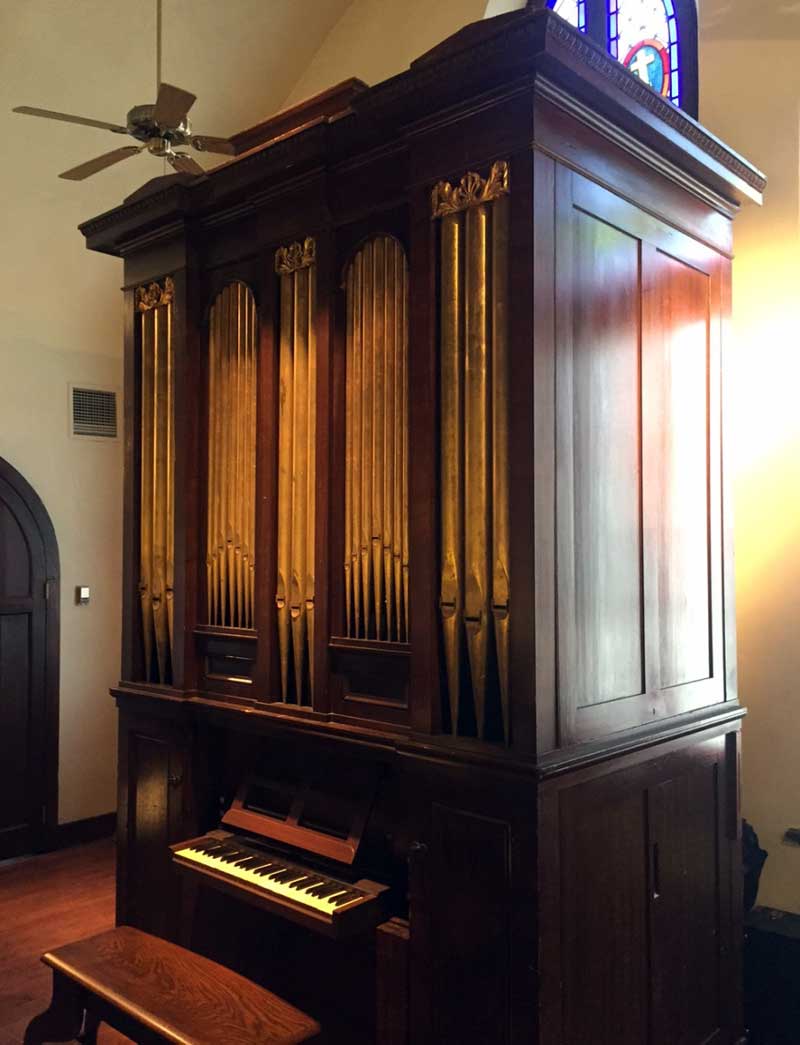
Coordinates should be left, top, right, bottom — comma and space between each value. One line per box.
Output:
50, 812, 116, 850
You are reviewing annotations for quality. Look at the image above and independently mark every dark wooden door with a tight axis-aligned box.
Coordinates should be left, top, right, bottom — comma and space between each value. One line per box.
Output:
0, 459, 59, 859
539, 732, 741, 1045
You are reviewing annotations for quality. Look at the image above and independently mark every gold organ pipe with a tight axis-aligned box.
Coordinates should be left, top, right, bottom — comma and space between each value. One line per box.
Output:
306, 265, 317, 702
383, 242, 396, 643
291, 267, 309, 701
137, 278, 175, 684
343, 237, 409, 643
440, 214, 463, 732
140, 308, 155, 679
352, 251, 363, 638
274, 240, 316, 704
276, 273, 294, 699
360, 241, 373, 639
206, 283, 258, 631
401, 257, 409, 642
492, 196, 511, 744
433, 161, 510, 743
372, 239, 385, 639
464, 204, 490, 738
166, 303, 174, 655
152, 304, 169, 684
344, 266, 354, 636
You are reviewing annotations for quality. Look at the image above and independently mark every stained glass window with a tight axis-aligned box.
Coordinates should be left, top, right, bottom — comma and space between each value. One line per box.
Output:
609, 0, 680, 105
548, 0, 587, 33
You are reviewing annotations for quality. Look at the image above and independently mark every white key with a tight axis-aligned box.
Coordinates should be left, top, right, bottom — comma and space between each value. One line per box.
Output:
174, 847, 363, 915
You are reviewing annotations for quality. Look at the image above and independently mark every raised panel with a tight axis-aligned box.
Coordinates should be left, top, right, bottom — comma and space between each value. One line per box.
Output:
430, 805, 511, 1044
650, 253, 712, 689
0, 503, 31, 597
649, 763, 723, 1045
559, 784, 649, 1045
557, 204, 645, 711
0, 613, 31, 831
127, 728, 186, 939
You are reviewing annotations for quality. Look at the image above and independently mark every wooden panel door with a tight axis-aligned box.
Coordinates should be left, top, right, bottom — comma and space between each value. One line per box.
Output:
539, 732, 741, 1045
0, 463, 57, 859
554, 168, 727, 743
117, 711, 194, 938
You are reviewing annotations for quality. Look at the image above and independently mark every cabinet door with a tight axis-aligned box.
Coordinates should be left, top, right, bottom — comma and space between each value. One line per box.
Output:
553, 168, 728, 745
117, 710, 194, 938
539, 732, 741, 1045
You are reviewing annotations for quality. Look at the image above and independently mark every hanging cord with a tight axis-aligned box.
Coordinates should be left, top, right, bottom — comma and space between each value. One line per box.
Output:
156, 0, 162, 92
157, 0, 165, 174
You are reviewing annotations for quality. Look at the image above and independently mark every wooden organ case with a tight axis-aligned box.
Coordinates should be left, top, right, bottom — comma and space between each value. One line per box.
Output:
82, 8, 764, 1045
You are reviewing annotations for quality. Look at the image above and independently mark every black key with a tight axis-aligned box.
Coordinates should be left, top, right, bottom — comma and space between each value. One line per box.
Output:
287, 876, 316, 890
270, 869, 302, 884
233, 856, 264, 869
331, 889, 362, 907
295, 878, 326, 892
252, 862, 281, 876
311, 883, 347, 900
305, 880, 338, 898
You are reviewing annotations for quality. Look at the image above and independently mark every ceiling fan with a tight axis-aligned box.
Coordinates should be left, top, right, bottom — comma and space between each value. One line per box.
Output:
11, 0, 235, 181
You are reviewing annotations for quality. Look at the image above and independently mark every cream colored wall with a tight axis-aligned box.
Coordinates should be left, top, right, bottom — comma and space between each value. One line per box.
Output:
700, 41, 800, 913
284, 0, 487, 107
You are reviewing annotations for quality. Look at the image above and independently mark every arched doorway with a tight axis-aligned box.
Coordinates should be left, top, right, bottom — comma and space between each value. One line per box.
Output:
0, 458, 59, 859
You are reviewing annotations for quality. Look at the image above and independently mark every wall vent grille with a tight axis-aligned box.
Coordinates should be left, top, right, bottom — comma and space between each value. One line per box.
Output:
72, 387, 118, 438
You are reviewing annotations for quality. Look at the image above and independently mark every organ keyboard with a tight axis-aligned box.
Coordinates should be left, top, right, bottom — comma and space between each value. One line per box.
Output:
172, 830, 388, 937
170, 755, 390, 938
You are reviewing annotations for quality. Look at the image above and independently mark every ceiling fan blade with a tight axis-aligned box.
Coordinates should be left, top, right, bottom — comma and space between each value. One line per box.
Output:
168, 152, 204, 176
190, 134, 236, 156
153, 83, 196, 128
13, 105, 128, 134
59, 145, 143, 181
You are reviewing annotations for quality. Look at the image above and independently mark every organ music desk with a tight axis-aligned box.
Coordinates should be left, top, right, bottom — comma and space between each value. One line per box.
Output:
81, 5, 764, 1044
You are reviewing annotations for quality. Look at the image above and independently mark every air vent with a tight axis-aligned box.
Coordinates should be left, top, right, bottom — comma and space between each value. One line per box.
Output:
71, 387, 118, 438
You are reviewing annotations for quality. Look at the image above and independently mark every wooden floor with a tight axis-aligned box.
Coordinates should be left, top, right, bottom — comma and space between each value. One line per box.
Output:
0, 839, 127, 1045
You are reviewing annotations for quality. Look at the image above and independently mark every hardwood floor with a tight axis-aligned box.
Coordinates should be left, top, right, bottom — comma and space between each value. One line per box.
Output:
0, 839, 127, 1044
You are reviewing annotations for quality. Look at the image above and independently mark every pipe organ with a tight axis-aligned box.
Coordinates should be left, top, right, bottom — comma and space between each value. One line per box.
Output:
275, 238, 317, 705
84, 7, 763, 1044
206, 282, 257, 631
344, 236, 409, 645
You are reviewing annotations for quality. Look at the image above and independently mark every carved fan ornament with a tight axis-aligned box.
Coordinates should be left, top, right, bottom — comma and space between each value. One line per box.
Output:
275, 237, 316, 275
431, 160, 510, 218
136, 276, 175, 312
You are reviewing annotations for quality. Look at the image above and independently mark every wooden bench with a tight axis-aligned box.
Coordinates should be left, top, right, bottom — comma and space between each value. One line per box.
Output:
23, 925, 323, 1045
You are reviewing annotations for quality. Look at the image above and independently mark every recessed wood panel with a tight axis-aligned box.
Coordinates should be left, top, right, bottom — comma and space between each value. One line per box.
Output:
559, 209, 644, 709
649, 763, 722, 1045
559, 786, 649, 1044
0, 614, 31, 831
430, 805, 511, 1044
0, 504, 30, 598
652, 254, 712, 690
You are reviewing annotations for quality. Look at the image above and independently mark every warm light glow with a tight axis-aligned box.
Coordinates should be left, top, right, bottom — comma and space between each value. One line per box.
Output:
731, 238, 800, 602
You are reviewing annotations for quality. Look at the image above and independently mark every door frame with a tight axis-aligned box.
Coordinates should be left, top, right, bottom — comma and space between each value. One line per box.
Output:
0, 457, 60, 851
